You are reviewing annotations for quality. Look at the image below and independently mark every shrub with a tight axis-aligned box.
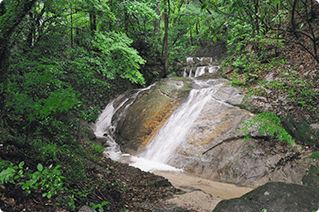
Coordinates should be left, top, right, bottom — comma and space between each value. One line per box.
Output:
242, 112, 295, 146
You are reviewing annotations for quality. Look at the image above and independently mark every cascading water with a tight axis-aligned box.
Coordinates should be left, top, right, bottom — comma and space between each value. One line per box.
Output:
137, 82, 223, 164
93, 81, 225, 172
92, 84, 156, 160
93, 57, 222, 172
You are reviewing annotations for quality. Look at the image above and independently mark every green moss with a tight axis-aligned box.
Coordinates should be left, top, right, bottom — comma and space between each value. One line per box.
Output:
302, 165, 319, 191
311, 152, 319, 159
282, 115, 319, 146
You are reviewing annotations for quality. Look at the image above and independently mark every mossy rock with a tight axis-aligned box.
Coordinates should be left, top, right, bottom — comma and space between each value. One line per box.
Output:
281, 115, 319, 146
302, 165, 319, 191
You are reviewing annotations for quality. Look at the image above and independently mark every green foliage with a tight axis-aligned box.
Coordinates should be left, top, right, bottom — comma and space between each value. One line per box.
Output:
92, 201, 110, 212
21, 164, 65, 198
65, 159, 87, 182
311, 152, 319, 159
88, 141, 105, 154
0, 0, 150, 179
124, 0, 159, 20
263, 71, 319, 112
0, 166, 17, 185
242, 112, 295, 146
302, 165, 319, 192
94, 31, 146, 85
0, 161, 25, 185
0, 162, 65, 199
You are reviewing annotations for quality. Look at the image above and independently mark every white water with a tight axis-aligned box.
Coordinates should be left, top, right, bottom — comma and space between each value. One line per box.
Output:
93, 98, 126, 160
184, 56, 220, 78
93, 57, 223, 173
130, 80, 224, 172
136, 82, 222, 164
93, 78, 225, 173
183, 66, 220, 78
92, 84, 156, 161
92, 83, 184, 172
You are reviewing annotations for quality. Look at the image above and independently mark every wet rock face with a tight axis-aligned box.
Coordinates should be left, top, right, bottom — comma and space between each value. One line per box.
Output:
114, 77, 192, 154
212, 182, 319, 212
165, 80, 308, 187
116, 77, 310, 187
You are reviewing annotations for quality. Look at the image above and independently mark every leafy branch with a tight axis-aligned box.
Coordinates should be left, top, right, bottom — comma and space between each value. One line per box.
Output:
241, 112, 296, 146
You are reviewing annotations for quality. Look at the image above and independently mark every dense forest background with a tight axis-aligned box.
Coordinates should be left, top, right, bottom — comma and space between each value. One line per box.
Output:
0, 0, 318, 211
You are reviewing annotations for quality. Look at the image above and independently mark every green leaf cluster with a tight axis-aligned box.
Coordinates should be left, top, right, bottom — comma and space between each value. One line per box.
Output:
242, 112, 295, 146
0, 161, 65, 199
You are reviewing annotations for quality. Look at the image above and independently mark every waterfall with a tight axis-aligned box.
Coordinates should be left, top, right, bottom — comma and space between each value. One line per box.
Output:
130, 80, 223, 172
138, 83, 222, 164
93, 57, 223, 173
93, 97, 127, 161
92, 84, 156, 160
183, 56, 220, 78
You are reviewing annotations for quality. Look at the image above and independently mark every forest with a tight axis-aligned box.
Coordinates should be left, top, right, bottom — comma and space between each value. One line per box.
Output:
0, 0, 318, 211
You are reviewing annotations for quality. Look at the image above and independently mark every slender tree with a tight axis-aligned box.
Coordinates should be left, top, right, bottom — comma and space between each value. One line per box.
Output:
162, 0, 170, 78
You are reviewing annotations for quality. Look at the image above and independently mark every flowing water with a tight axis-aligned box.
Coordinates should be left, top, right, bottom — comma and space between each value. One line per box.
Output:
92, 79, 224, 172
131, 80, 224, 170
92, 60, 252, 205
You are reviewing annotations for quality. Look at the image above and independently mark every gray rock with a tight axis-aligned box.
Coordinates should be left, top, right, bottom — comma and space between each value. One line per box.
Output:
265, 72, 274, 82
79, 119, 96, 140
134, 202, 185, 212
212, 182, 319, 212
115, 78, 309, 188
78, 205, 96, 212
154, 179, 172, 187
164, 80, 308, 187
311, 123, 319, 131
95, 137, 108, 147
88, 128, 96, 140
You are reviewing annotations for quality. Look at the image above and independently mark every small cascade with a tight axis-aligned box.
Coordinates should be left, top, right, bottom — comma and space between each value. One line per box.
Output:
184, 57, 220, 78
194, 67, 206, 77
92, 84, 156, 160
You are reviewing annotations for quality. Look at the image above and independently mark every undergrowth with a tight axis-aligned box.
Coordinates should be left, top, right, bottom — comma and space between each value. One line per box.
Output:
222, 24, 318, 147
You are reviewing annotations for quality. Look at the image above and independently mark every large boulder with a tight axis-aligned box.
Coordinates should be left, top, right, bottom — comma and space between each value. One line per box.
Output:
163, 79, 310, 187
116, 77, 312, 188
114, 77, 192, 154
212, 182, 319, 212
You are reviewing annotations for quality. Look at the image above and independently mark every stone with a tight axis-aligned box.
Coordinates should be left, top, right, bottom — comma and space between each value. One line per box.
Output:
79, 119, 96, 140
154, 179, 172, 187
116, 78, 309, 188
212, 182, 319, 212
95, 137, 108, 147
136, 179, 172, 188
87, 128, 96, 140
265, 72, 274, 82
78, 205, 96, 212
302, 165, 319, 191
114, 77, 192, 154
311, 123, 319, 131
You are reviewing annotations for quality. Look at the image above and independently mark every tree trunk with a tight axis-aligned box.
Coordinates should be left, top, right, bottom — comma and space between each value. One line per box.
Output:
254, 0, 259, 35
162, 0, 170, 78
291, 0, 299, 38
90, 14, 96, 36
71, 9, 73, 48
